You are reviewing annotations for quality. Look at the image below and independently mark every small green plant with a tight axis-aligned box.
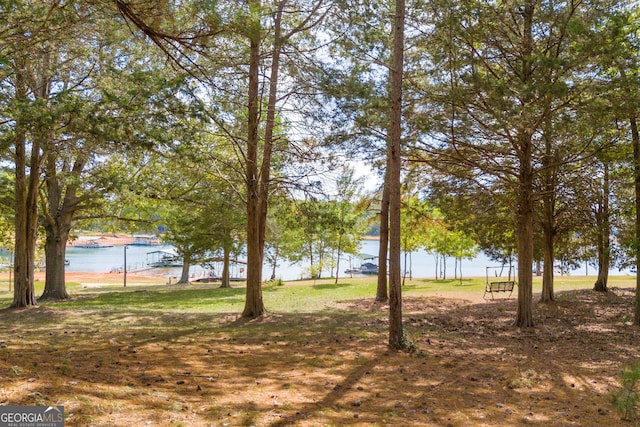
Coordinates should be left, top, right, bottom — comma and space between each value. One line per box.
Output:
612, 359, 640, 420
401, 335, 417, 354
263, 278, 285, 289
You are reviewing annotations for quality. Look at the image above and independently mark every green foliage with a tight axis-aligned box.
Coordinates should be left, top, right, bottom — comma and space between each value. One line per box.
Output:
271, 166, 368, 280
613, 359, 640, 420
265, 278, 285, 287
400, 334, 417, 354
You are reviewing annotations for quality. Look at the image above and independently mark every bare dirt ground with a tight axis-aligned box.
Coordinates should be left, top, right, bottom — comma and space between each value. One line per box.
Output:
1, 281, 639, 426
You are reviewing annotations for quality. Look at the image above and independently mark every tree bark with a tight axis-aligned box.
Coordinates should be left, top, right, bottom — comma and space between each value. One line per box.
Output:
13, 119, 38, 308
388, 0, 405, 350
540, 221, 554, 302
402, 247, 408, 286
515, 139, 535, 327
242, 1, 268, 318
40, 225, 70, 300
12, 65, 39, 308
178, 260, 190, 284
540, 107, 555, 303
269, 246, 279, 281
40, 150, 87, 300
334, 236, 342, 285
513, 0, 535, 328
243, 1, 287, 317
594, 162, 610, 292
376, 168, 390, 302
220, 247, 231, 288
632, 113, 640, 324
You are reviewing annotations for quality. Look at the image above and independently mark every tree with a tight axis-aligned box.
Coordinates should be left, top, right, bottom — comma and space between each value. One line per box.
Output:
314, 0, 394, 301
388, 0, 405, 349
265, 197, 304, 281
238, 0, 328, 316
113, 0, 330, 317
599, 8, 640, 322
330, 166, 367, 284
40, 20, 197, 300
288, 198, 339, 279
377, 170, 390, 302
413, 0, 616, 326
400, 196, 431, 284
450, 230, 478, 281
1, 2, 67, 306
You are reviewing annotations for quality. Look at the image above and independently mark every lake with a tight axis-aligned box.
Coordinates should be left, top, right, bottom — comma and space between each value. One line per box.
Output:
64, 240, 632, 281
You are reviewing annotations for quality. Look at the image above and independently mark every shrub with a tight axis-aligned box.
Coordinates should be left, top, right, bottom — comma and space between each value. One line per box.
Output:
612, 359, 640, 420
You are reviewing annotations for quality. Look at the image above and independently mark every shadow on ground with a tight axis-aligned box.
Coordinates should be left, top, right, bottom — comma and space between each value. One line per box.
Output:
0, 289, 637, 426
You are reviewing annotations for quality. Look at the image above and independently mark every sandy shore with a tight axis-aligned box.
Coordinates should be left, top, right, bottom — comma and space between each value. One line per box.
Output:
0, 271, 169, 287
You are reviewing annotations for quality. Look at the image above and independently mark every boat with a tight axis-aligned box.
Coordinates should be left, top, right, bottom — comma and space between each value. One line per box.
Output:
360, 262, 379, 275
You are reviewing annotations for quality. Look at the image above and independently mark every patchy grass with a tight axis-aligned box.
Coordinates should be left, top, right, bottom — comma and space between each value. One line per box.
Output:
0, 273, 638, 426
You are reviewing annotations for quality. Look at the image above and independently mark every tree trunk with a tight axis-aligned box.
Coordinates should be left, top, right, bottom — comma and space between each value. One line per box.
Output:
594, 161, 610, 292
376, 168, 390, 302
269, 246, 279, 281
534, 259, 542, 276
242, 1, 286, 317
632, 113, 640, 324
40, 225, 70, 300
514, 0, 535, 328
178, 260, 190, 284
12, 65, 39, 308
40, 149, 87, 300
257, 0, 284, 261
540, 222, 554, 302
12, 119, 38, 308
402, 247, 408, 286
515, 151, 535, 327
242, 3, 266, 318
334, 236, 342, 285
220, 247, 231, 288
388, 0, 405, 350
540, 99, 555, 303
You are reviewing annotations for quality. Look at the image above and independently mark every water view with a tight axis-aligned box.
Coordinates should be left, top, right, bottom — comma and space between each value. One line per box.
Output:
64, 239, 632, 281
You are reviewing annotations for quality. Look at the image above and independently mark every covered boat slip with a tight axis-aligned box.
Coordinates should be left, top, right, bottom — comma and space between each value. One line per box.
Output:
344, 253, 379, 276
146, 249, 182, 268
191, 257, 247, 283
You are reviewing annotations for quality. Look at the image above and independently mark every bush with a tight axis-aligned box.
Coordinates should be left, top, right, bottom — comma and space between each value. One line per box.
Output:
265, 278, 285, 287
612, 359, 640, 420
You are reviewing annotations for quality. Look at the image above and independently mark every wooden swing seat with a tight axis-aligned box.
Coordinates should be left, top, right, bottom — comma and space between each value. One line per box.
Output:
483, 280, 516, 300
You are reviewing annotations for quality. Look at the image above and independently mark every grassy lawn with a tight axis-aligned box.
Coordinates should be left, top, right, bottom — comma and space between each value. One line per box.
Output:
0, 273, 635, 313
0, 273, 637, 426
